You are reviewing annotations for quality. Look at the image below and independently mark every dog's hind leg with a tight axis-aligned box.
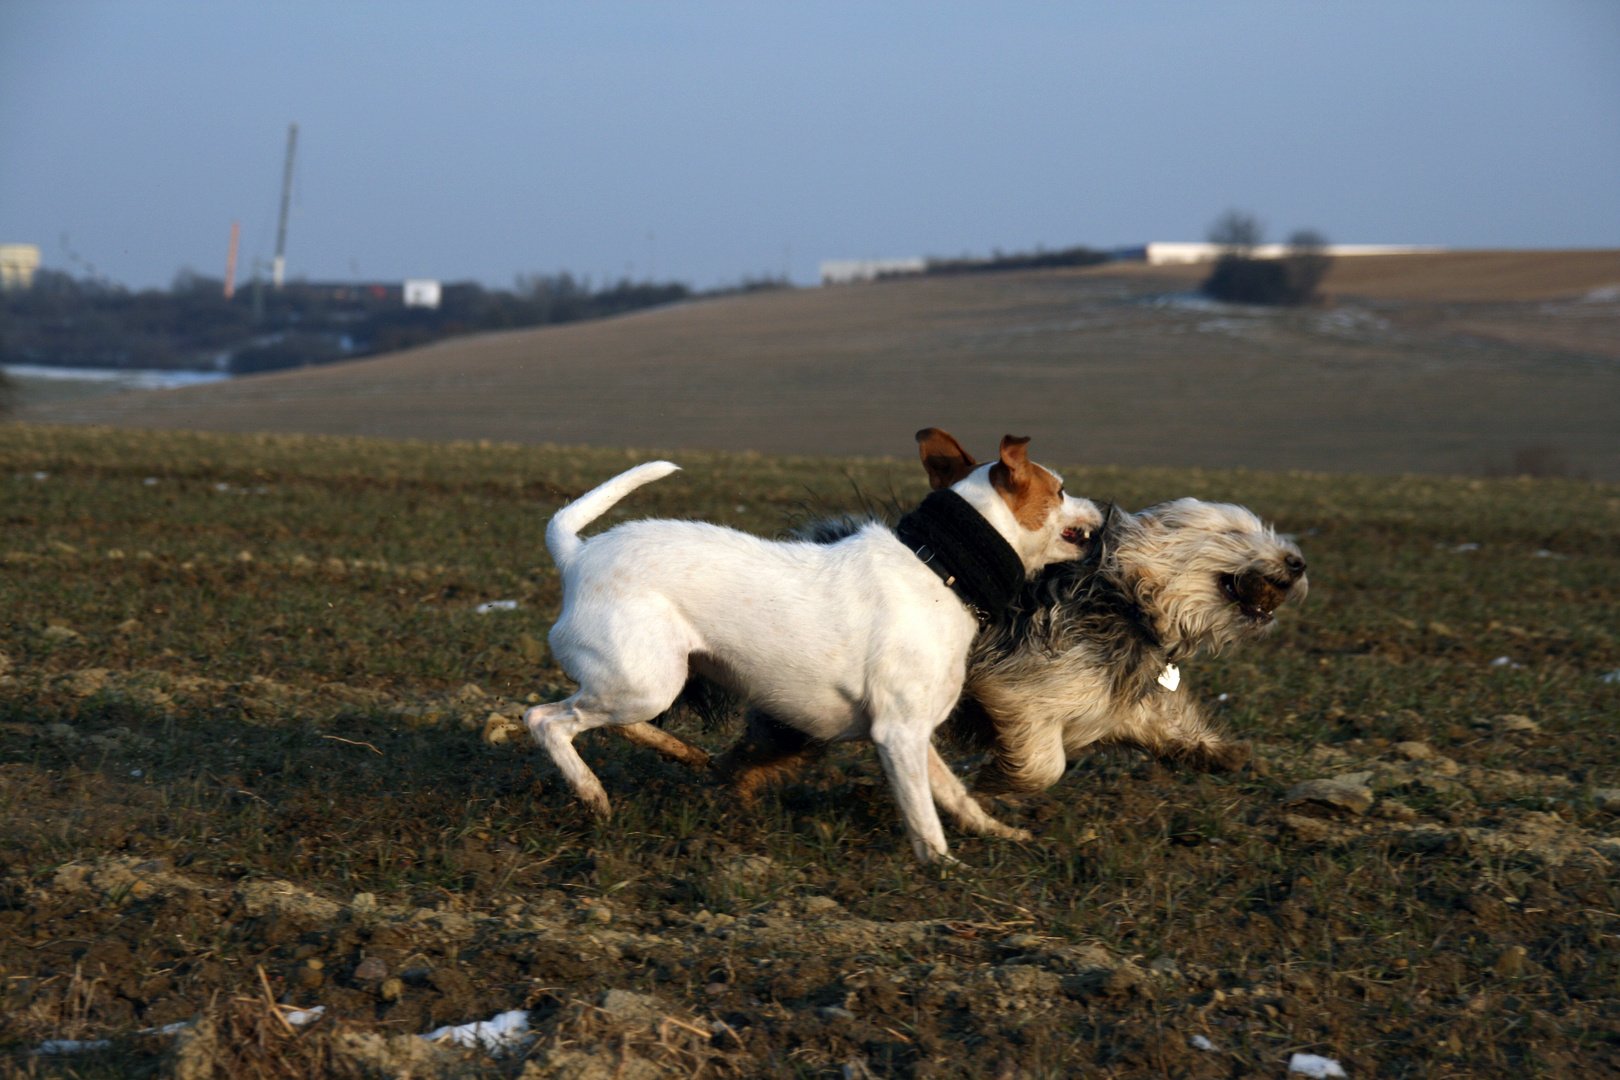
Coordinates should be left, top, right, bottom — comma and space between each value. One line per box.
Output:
525, 676, 687, 817
617, 723, 712, 769
713, 710, 826, 804
973, 716, 1070, 796
525, 694, 620, 817
536, 602, 698, 815
926, 745, 1032, 841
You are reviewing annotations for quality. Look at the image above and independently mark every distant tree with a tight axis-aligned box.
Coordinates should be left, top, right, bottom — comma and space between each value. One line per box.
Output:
1283, 229, 1332, 303
1207, 209, 1264, 257
4, 264, 697, 376
229, 332, 345, 374
923, 244, 1109, 277
1202, 212, 1331, 305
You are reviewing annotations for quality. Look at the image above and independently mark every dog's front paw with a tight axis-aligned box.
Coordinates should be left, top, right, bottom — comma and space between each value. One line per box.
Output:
578, 786, 613, 819
1002, 826, 1035, 842
1206, 740, 1254, 774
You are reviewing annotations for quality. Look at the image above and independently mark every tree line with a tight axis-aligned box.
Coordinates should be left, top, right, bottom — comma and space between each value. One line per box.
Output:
0, 269, 698, 376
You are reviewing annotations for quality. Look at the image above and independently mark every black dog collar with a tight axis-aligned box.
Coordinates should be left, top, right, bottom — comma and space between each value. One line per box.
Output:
895, 489, 1026, 621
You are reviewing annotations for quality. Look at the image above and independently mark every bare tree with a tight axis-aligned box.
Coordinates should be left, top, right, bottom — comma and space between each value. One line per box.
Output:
1207, 210, 1264, 257
1284, 229, 1332, 302
1203, 214, 1332, 305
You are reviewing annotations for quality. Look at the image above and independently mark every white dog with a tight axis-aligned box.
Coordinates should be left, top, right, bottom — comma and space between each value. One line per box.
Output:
525, 429, 1102, 862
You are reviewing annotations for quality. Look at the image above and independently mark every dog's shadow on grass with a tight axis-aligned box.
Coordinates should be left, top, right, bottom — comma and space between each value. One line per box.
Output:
5, 699, 1000, 904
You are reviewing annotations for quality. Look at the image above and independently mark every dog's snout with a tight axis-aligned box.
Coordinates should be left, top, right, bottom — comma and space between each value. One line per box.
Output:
1284, 553, 1306, 579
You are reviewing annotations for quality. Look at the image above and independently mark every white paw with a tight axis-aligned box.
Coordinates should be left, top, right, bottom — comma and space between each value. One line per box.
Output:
579, 788, 613, 819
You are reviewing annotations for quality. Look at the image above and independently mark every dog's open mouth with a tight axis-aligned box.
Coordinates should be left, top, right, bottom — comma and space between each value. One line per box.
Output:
1061, 527, 1091, 547
1221, 571, 1289, 621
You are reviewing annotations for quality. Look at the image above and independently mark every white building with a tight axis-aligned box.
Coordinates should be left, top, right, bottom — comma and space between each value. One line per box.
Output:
820, 258, 927, 285
403, 279, 442, 309
1144, 242, 1443, 265
0, 244, 41, 290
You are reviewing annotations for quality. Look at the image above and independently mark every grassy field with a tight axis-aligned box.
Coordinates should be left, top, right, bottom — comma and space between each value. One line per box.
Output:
18, 252, 1620, 482
2, 424, 1619, 1078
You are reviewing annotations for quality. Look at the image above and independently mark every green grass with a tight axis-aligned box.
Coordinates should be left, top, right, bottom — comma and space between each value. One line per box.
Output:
2, 423, 1619, 1079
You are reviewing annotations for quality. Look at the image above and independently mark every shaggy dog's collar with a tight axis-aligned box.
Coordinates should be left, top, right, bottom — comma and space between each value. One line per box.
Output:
895, 490, 1026, 621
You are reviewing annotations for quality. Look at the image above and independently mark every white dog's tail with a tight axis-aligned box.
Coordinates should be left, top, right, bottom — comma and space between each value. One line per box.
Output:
546, 461, 680, 569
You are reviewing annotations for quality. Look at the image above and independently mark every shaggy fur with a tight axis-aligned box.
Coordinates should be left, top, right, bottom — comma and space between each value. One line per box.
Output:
949, 498, 1306, 793
714, 497, 1307, 800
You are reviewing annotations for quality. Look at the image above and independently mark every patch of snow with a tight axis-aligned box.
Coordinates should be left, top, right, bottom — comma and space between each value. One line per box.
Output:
474, 600, 520, 614
2, 364, 231, 390
1601, 670, 1620, 685
1190, 1034, 1216, 1051
1196, 317, 1263, 335
283, 1006, 325, 1026
1490, 657, 1524, 669
1450, 542, 1480, 553
1289, 1052, 1348, 1078
30, 1007, 324, 1057
1314, 308, 1390, 336
33, 1039, 112, 1055
423, 1008, 530, 1051
1147, 292, 1224, 311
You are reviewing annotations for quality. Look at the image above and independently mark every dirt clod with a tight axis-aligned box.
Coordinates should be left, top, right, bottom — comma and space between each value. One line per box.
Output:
1282, 778, 1375, 815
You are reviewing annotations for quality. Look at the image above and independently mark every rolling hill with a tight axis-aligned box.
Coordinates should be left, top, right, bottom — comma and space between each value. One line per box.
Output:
16, 250, 1620, 479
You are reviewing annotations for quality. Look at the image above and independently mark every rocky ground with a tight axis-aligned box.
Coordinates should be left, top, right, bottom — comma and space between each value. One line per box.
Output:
4, 669, 1620, 1078
2, 426, 1618, 1077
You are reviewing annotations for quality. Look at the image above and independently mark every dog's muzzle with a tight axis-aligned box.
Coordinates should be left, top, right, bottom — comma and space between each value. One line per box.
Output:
1221, 557, 1305, 622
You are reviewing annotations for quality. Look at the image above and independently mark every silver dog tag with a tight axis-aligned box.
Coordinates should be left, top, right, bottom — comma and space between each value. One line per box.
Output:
1157, 664, 1181, 692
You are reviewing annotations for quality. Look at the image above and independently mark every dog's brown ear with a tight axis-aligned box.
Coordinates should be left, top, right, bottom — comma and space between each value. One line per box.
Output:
916, 427, 978, 490
984, 433, 1036, 511
988, 434, 1032, 491
998, 435, 1031, 470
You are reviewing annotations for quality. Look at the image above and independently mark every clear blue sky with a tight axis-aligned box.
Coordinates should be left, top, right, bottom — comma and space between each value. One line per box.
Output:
2, 2, 1616, 291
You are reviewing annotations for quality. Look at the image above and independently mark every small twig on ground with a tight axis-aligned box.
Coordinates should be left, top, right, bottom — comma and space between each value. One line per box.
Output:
660, 1016, 713, 1041
968, 891, 1039, 919
257, 965, 296, 1035
206, 771, 270, 805
322, 735, 383, 754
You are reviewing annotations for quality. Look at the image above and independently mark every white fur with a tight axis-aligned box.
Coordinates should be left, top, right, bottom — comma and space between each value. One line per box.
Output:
526, 456, 1100, 862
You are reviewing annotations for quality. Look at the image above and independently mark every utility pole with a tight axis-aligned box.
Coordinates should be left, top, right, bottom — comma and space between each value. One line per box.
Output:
272, 122, 298, 289
223, 221, 240, 299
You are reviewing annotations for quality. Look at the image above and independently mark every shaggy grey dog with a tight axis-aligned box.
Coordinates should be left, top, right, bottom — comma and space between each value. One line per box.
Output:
945, 497, 1306, 794
704, 497, 1307, 802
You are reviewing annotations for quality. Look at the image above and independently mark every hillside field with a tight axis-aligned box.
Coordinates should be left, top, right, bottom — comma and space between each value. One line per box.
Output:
1, 424, 1619, 1077
17, 250, 1620, 482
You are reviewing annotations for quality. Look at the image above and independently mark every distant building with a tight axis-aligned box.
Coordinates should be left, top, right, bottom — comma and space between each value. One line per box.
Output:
0, 244, 41, 290
403, 279, 442, 309
820, 258, 926, 286
1142, 242, 1444, 265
